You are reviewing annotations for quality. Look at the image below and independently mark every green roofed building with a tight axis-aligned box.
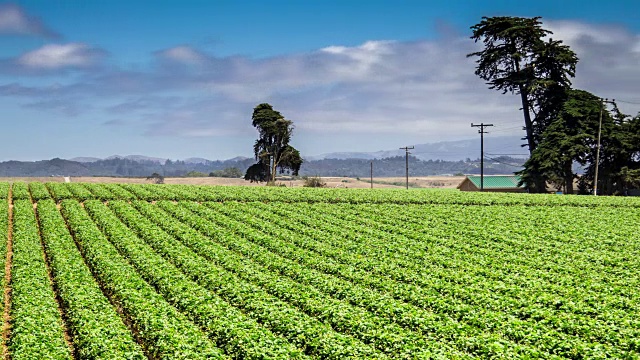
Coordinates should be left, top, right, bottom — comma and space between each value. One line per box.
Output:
457, 175, 525, 192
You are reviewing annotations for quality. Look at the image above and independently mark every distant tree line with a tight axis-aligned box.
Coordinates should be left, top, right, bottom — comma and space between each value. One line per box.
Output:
300, 156, 524, 177
0, 157, 255, 177
0, 156, 523, 178
184, 168, 244, 178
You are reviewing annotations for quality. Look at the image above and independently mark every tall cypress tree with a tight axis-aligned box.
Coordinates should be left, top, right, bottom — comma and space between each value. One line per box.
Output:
246, 103, 303, 184
468, 16, 578, 192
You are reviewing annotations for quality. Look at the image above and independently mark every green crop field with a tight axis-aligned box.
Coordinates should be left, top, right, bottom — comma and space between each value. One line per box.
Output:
0, 182, 638, 359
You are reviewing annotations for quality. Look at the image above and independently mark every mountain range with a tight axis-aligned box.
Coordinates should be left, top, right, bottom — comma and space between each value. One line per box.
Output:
0, 136, 526, 177
306, 136, 526, 161
68, 136, 526, 164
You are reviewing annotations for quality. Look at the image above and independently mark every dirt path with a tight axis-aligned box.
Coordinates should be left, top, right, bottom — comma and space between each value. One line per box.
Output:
2, 190, 13, 358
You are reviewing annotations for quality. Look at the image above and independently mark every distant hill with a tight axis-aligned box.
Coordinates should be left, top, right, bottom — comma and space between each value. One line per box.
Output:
0, 137, 528, 177
0, 158, 92, 177
68, 155, 252, 165
183, 157, 211, 164
300, 156, 524, 177
105, 155, 168, 164
306, 136, 526, 161
62, 137, 526, 166
68, 157, 101, 163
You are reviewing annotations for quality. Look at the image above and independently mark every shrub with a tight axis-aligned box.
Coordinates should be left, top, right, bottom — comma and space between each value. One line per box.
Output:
146, 173, 164, 184
303, 176, 326, 188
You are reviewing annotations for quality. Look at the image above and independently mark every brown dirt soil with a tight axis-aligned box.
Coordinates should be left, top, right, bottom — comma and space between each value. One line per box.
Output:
2, 194, 12, 358
0, 177, 67, 183
367, 176, 465, 189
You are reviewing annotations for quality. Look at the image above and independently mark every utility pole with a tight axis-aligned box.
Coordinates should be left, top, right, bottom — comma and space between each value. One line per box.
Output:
471, 123, 493, 191
399, 146, 414, 189
370, 161, 373, 189
594, 98, 615, 196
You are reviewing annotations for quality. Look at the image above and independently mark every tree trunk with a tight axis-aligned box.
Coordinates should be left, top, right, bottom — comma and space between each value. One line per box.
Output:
518, 85, 536, 154
564, 160, 574, 194
270, 156, 276, 183
517, 84, 547, 192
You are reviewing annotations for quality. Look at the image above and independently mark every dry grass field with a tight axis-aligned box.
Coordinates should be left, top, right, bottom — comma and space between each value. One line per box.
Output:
0, 176, 466, 189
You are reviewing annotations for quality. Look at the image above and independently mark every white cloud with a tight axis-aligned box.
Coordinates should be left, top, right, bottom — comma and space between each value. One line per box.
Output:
0, 3, 59, 38
320, 40, 395, 77
156, 46, 207, 64
17, 43, 105, 69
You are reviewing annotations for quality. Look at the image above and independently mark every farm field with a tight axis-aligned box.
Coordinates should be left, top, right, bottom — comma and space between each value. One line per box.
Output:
0, 175, 466, 189
0, 181, 639, 359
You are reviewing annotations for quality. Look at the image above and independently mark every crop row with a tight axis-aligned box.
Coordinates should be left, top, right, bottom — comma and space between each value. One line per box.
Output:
37, 199, 145, 359
0, 192, 8, 331
0, 182, 8, 199
148, 200, 464, 359
117, 183, 178, 201
320, 202, 640, 320
5, 181, 640, 207
127, 202, 384, 359
29, 182, 51, 201
182, 201, 553, 358
46, 183, 74, 202
60, 200, 223, 359
80, 183, 135, 201
65, 184, 94, 202
127, 200, 386, 359
11, 182, 30, 200
10, 199, 71, 359
101, 183, 137, 199
210, 200, 538, 355
1, 189, 638, 358
150, 199, 638, 357
229, 201, 639, 356
84, 200, 308, 359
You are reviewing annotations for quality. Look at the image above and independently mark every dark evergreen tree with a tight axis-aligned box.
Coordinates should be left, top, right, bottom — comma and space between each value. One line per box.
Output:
519, 89, 603, 193
468, 16, 578, 192
579, 111, 640, 195
244, 162, 270, 183
246, 103, 303, 183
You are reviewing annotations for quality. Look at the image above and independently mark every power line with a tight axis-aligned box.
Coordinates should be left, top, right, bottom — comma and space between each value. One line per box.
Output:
490, 119, 526, 126
616, 99, 640, 105
485, 142, 528, 152
489, 126, 525, 134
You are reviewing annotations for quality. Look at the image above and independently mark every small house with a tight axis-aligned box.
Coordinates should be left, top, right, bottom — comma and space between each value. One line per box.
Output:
457, 175, 525, 193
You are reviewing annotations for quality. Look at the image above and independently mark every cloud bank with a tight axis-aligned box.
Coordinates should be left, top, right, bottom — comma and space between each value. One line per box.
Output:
1, 19, 639, 147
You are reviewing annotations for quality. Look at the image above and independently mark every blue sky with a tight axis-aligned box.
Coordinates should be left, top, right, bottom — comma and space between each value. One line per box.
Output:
1, 0, 639, 160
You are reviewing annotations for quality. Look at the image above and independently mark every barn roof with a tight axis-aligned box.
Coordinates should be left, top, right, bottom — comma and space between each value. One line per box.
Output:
460, 175, 522, 189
